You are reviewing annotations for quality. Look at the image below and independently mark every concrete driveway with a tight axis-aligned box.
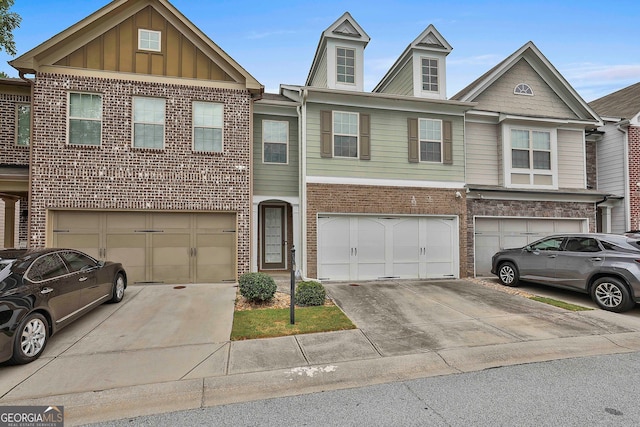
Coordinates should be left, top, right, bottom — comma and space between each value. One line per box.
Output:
325, 279, 639, 356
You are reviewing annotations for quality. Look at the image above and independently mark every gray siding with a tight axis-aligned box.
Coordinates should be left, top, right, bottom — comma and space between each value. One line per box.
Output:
253, 114, 299, 197
306, 103, 465, 182
473, 59, 578, 119
378, 60, 413, 96
465, 121, 500, 185
557, 129, 585, 189
597, 122, 627, 233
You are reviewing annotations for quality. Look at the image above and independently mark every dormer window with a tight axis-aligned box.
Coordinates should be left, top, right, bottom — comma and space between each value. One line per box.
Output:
138, 29, 161, 52
336, 47, 355, 84
421, 57, 439, 92
514, 83, 533, 96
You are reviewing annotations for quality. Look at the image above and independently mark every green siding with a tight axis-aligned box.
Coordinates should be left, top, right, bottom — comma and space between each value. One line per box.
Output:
253, 114, 299, 196
306, 103, 465, 182
378, 60, 413, 96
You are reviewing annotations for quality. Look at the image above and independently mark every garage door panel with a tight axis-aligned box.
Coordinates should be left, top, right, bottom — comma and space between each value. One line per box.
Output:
106, 212, 146, 229
196, 213, 236, 230
474, 217, 587, 277
107, 233, 146, 284
196, 233, 236, 282
54, 233, 101, 260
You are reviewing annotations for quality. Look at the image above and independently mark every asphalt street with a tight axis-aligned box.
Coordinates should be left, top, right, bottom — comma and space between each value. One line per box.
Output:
88, 351, 640, 426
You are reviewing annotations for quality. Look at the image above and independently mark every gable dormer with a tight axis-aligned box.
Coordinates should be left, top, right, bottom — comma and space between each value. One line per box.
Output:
374, 25, 451, 100
306, 12, 370, 91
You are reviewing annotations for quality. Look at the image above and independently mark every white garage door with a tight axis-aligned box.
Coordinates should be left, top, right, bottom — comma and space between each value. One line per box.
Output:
50, 211, 237, 284
318, 215, 458, 281
474, 217, 587, 277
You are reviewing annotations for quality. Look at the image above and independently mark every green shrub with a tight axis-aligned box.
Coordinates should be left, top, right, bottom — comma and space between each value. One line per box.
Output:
295, 281, 326, 306
239, 272, 277, 302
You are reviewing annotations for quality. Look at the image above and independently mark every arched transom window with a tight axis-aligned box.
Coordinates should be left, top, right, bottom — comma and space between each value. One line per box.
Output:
514, 83, 533, 95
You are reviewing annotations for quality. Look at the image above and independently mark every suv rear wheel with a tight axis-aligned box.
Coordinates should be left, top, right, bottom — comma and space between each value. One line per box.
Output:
591, 277, 635, 312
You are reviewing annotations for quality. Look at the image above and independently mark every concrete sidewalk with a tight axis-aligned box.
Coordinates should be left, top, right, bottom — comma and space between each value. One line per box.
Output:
2, 280, 640, 426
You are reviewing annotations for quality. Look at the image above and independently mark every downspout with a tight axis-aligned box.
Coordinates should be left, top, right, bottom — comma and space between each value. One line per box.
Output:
18, 71, 34, 249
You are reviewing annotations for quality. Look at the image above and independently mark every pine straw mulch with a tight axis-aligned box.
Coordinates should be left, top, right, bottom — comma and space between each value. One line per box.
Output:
234, 291, 335, 311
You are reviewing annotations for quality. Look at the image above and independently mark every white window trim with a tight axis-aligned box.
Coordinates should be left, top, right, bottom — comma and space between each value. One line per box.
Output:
419, 56, 439, 94
332, 111, 359, 159
419, 118, 443, 163
262, 120, 289, 164
335, 46, 356, 86
192, 101, 223, 153
15, 103, 30, 147
502, 124, 558, 189
66, 92, 102, 146
514, 83, 534, 96
132, 96, 165, 150
138, 29, 161, 52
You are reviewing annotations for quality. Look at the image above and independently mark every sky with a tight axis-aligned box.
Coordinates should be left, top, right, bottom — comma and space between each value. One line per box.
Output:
1, 0, 639, 102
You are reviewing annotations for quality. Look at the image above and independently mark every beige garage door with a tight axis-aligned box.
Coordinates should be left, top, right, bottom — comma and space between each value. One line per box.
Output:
474, 217, 586, 277
50, 211, 236, 284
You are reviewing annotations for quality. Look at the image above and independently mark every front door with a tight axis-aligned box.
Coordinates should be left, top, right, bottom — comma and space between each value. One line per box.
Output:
261, 205, 286, 269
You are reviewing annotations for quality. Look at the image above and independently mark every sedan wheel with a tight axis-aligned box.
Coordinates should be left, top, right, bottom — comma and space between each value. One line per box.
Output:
109, 273, 126, 303
12, 313, 48, 364
591, 277, 635, 313
498, 262, 519, 287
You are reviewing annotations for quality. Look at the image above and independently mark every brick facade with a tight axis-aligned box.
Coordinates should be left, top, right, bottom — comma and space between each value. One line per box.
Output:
0, 91, 31, 166
29, 73, 252, 274
629, 126, 640, 231
467, 198, 597, 276
306, 183, 467, 278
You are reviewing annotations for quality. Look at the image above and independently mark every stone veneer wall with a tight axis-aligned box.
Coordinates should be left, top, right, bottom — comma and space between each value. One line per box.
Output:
466, 198, 597, 277
29, 73, 252, 274
585, 140, 597, 190
629, 126, 640, 231
0, 91, 30, 165
306, 183, 467, 279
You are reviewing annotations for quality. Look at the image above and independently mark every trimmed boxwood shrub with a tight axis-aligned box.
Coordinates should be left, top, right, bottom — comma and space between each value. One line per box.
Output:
239, 272, 277, 302
295, 281, 326, 306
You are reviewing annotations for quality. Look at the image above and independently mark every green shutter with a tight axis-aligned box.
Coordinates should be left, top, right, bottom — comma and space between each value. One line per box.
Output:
320, 110, 332, 158
408, 118, 419, 163
443, 120, 453, 165
359, 113, 370, 160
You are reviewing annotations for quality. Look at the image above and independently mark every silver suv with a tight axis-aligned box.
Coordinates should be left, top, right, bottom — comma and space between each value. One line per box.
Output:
491, 233, 640, 312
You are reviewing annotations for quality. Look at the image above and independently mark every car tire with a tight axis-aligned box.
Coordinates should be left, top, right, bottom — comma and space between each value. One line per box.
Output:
11, 313, 48, 365
498, 262, 519, 287
591, 277, 635, 313
109, 273, 126, 303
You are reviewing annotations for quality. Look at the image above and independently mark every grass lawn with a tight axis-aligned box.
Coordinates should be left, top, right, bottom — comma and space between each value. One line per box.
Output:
231, 305, 356, 340
528, 296, 592, 311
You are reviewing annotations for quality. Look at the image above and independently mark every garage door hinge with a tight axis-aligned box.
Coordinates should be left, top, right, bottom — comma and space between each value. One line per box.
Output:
223, 229, 236, 233
222, 279, 236, 282
134, 229, 164, 233
53, 229, 69, 233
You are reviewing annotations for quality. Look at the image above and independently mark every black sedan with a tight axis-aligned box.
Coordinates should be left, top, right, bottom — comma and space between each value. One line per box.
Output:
0, 248, 127, 364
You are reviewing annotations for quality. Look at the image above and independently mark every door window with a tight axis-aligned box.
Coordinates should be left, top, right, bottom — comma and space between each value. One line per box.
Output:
563, 237, 601, 253
59, 251, 98, 272
530, 237, 563, 251
27, 254, 69, 282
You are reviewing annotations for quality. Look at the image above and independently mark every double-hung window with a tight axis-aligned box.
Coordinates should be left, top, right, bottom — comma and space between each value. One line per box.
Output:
133, 97, 165, 149
193, 101, 223, 152
419, 118, 442, 162
336, 47, 355, 84
509, 128, 554, 187
16, 104, 30, 146
421, 57, 439, 92
68, 93, 102, 146
333, 111, 358, 158
263, 120, 288, 163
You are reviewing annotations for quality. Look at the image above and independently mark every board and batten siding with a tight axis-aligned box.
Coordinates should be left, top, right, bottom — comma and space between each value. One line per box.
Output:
557, 129, 585, 188
473, 59, 578, 119
378, 60, 413, 96
597, 122, 627, 233
305, 103, 464, 182
465, 122, 500, 185
253, 114, 299, 197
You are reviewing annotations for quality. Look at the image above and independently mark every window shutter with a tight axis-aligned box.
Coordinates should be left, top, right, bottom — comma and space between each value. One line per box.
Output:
359, 113, 370, 160
320, 110, 332, 158
443, 120, 453, 165
408, 118, 419, 163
